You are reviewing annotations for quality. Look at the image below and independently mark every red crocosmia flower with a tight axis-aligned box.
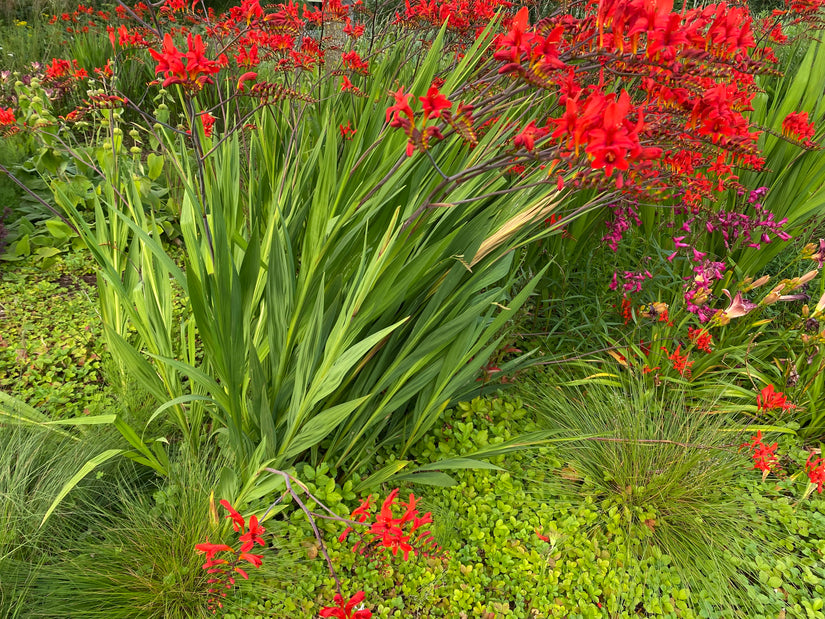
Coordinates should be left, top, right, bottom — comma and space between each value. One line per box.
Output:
149, 33, 221, 90
149, 34, 185, 79
234, 44, 260, 68
756, 384, 795, 412
386, 86, 414, 126
320, 591, 372, 619
514, 120, 548, 152
585, 91, 641, 177
343, 17, 365, 39
342, 50, 369, 73
741, 430, 779, 478
805, 453, 824, 494
419, 85, 451, 119
238, 552, 263, 567
341, 75, 357, 92
194, 542, 234, 560
238, 515, 266, 552
340, 121, 356, 140
782, 111, 815, 141
339, 495, 372, 543
45, 58, 72, 80
661, 345, 693, 376
236, 71, 257, 92
220, 499, 246, 533
687, 327, 712, 353
620, 297, 632, 325
493, 6, 533, 65
0, 108, 15, 125
199, 112, 216, 138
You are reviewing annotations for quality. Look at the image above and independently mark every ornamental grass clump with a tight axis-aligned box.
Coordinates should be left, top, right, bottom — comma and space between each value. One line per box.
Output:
526, 376, 780, 615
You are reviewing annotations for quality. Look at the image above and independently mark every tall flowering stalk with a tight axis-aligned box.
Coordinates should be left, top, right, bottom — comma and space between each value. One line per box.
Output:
194, 500, 266, 613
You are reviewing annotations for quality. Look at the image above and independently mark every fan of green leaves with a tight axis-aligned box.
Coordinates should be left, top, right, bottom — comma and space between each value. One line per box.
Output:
48, 25, 586, 503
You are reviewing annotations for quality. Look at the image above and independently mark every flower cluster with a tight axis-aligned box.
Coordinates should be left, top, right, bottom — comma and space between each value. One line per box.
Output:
741, 430, 779, 479
684, 260, 727, 322
149, 33, 224, 90
687, 327, 713, 354
602, 203, 642, 252
194, 500, 266, 613
782, 111, 816, 142
338, 489, 441, 561
609, 270, 653, 296
756, 384, 795, 412
661, 345, 693, 377
385, 84, 461, 157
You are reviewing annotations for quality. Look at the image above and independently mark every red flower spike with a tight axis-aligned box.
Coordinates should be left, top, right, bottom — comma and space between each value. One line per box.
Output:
687, 327, 712, 353
0, 108, 15, 125
199, 112, 216, 138
149, 32, 221, 91
343, 489, 441, 562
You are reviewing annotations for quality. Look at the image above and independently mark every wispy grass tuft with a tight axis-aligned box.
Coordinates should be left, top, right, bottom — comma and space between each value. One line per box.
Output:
522, 374, 784, 616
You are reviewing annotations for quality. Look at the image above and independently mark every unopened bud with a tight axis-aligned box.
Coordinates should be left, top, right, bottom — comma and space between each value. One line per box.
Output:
761, 283, 785, 305
746, 275, 771, 291
794, 269, 819, 288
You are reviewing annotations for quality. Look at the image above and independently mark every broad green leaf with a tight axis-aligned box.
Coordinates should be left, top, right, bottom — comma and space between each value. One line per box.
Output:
413, 457, 504, 472
393, 471, 457, 487
353, 460, 411, 493
282, 395, 371, 459
147, 153, 164, 180
44, 415, 117, 426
